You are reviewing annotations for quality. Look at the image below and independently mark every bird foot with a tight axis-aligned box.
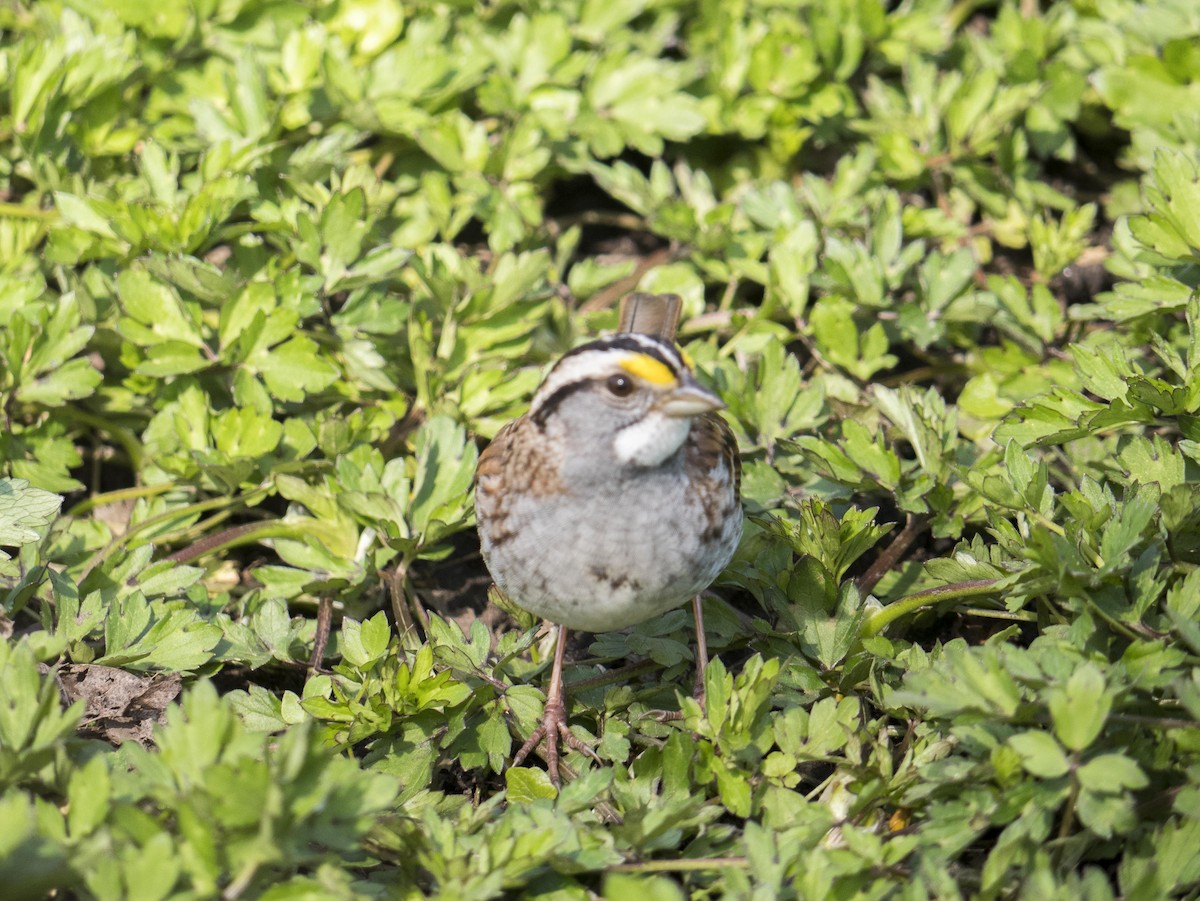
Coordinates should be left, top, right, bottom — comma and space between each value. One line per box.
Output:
511, 694, 601, 785
647, 680, 706, 723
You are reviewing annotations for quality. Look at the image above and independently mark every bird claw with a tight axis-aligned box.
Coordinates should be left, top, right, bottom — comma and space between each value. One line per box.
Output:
646, 660, 708, 722
511, 694, 600, 785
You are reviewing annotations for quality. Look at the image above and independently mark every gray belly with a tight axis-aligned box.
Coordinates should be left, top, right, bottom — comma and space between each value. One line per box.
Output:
478, 474, 741, 633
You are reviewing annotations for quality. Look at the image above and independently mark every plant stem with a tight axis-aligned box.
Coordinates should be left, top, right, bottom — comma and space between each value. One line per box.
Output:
66, 481, 184, 517
578, 245, 681, 314
0, 201, 56, 219
1109, 712, 1199, 731
860, 579, 1001, 637
570, 659, 660, 692
163, 520, 296, 564
309, 596, 334, 672
961, 607, 1037, 622
156, 507, 239, 549
387, 558, 428, 648
607, 858, 749, 873
221, 859, 260, 900
80, 486, 270, 577
857, 513, 929, 597
1058, 754, 1081, 842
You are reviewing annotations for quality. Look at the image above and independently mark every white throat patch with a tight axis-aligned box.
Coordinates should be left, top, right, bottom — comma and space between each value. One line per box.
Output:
613, 412, 692, 467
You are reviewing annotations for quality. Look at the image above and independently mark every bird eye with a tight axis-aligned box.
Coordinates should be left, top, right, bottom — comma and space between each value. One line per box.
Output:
606, 374, 634, 397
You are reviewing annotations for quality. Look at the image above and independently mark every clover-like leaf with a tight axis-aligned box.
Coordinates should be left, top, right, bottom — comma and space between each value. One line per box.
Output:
0, 479, 62, 557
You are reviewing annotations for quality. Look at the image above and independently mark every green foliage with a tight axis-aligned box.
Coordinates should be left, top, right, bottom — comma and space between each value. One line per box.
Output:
1, 0, 1199, 896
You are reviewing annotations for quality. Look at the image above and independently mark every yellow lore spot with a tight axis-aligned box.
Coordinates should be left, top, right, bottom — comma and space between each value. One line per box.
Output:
618, 353, 677, 386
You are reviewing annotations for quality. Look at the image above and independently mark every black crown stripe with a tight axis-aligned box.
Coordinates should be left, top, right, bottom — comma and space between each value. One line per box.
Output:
559, 334, 683, 373
530, 378, 593, 429
531, 335, 686, 429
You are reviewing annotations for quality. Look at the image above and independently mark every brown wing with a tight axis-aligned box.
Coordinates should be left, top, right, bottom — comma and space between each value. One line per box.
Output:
476, 415, 563, 496
685, 412, 741, 543
688, 413, 740, 495
476, 415, 564, 551
475, 417, 518, 485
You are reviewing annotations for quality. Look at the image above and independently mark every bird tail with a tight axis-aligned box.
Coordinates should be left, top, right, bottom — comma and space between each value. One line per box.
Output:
617, 292, 682, 340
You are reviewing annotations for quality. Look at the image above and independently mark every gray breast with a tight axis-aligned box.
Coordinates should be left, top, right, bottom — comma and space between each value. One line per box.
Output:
480, 465, 741, 633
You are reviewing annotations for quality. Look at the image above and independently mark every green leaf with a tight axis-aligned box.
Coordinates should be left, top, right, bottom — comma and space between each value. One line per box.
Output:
603, 873, 686, 901
1128, 151, 1200, 264
895, 641, 1021, 718
1048, 664, 1110, 752
360, 611, 392, 662
15, 357, 102, 405
137, 561, 204, 598
0, 479, 62, 555
340, 612, 391, 669
505, 767, 558, 803
67, 755, 111, 839
249, 335, 340, 403
0, 792, 71, 897
1077, 753, 1149, 794
116, 269, 204, 347
227, 684, 290, 733
98, 594, 222, 673
54, 192, 119, 238
1008, 730, 1070, 779
714, 760, 753, 817
0, 639, 83, 784
1098, 486, 1157, 572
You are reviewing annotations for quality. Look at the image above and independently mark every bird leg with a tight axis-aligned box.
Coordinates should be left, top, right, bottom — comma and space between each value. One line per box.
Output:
511, 625, 601, 785
691, 593, 708, 704
647, 594, 710, 722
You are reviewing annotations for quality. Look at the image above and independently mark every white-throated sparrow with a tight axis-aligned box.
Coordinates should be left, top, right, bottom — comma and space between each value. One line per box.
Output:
475, 293, 743, 783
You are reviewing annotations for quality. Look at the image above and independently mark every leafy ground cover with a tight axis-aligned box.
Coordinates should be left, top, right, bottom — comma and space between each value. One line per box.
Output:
2, 0, 1200, 897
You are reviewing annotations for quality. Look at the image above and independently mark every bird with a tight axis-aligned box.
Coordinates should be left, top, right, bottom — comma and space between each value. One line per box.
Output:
474, 292, 743, 784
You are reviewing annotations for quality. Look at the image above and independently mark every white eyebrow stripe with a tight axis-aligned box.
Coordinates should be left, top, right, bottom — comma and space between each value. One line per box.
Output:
527, 335, 688, 420
531, 351, 621, 407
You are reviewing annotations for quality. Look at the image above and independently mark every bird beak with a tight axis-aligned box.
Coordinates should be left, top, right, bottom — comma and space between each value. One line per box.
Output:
657, 379, 725, 418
